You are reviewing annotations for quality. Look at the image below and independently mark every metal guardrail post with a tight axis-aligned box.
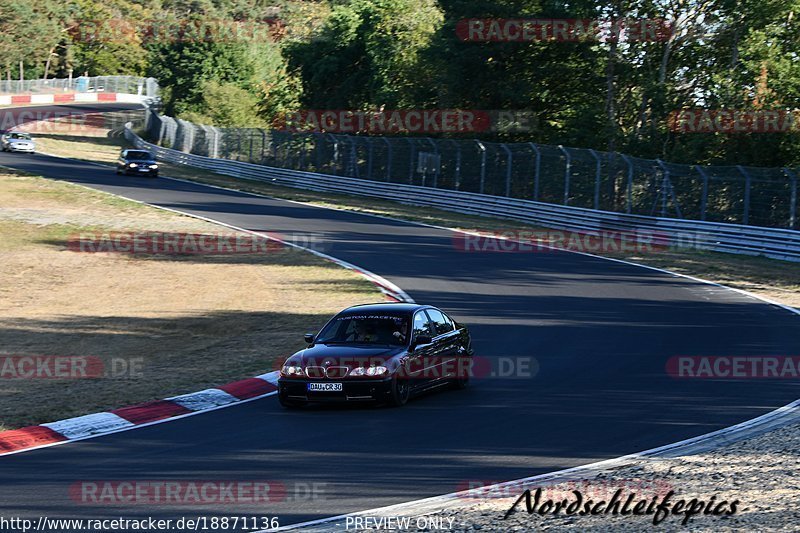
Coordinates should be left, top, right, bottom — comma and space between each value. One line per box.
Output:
589, 149, 601, 210
620, 153, 634, 214
695, 166, 710, 221
528, 142, 541, 201
558, 145, 571, 205
737, 165, 752, 226
501, 144, 513, 197
382, 138, 392, 181
476, 141, 486, 195
784, 168, 797, 229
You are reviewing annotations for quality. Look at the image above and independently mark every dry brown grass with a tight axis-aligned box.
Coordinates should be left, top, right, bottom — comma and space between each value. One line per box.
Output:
0, 170, 381, 429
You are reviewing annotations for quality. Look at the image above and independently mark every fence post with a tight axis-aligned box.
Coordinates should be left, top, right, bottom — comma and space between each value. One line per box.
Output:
347, 135, 358, 177
382, 138, 392, 181
366, 139, 373, 180
425, 138, 439, 188
695, 166, 710, 221
449, 140, 462, 190
260, 130, 267, 162
589, 149, 601, 210
325, 134, 338, 175
737, 165, 751, 225
783, 168, 797, 229
558, 145, 571, 205
656, 159, 683, 219
620, 153, 633, 214
527, 142, 541, 201
406, 139, 415, 184
476, 141, 486, 194
501, 144, 513, 197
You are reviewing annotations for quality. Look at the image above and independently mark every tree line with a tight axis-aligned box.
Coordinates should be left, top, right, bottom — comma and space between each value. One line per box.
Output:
1, 0, 798, 167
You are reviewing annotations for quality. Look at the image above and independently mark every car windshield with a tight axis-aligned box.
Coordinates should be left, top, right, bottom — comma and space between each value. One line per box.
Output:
316, 313, 410, 346
10, 133, 31, 140
126, 151, 152, 160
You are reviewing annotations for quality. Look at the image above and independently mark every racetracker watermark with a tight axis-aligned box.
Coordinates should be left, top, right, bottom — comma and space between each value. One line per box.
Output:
69, 18, 279, 44
283, 355, 538, 380
456, 18, 673, 42
667, 356, 800, 379
456, 478, 673, 501
69, 481, 326, 505
272, 110, 537, 134
1, 112, 105, 133
668, 109, 800, 133
452, 229, 709, 254
0, 356, 143, 379
66, 232, 329, 255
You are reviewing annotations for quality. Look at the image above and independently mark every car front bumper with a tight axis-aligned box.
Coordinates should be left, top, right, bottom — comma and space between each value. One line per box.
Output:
124, 167, 158, 175
7, 144, 35, 153
278, 377, 394, 403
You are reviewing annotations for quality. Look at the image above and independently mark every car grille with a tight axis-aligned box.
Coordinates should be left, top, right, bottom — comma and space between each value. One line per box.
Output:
304, 366, 349, 379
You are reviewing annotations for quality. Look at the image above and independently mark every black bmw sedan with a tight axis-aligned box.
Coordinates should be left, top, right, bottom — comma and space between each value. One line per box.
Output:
277, 303, 473, 407
116, 149, 159, 177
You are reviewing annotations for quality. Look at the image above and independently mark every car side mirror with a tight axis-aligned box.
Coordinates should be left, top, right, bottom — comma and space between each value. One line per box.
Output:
304, 333, 315, 344
411, 335, 432, 351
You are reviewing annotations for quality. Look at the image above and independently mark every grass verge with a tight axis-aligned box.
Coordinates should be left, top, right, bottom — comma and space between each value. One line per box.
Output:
0, 168, 381, 429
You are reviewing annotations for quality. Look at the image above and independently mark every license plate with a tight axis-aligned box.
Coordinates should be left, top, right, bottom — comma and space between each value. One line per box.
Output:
138, 168, 150, 172
308, 382, 343, 392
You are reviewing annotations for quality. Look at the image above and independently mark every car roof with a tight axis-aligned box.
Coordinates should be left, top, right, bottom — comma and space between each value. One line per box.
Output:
339, 302, 431, 315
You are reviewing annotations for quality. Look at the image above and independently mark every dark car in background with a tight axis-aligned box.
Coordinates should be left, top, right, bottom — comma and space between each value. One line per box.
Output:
116, 149, 159, 177
277, 303, 473, 408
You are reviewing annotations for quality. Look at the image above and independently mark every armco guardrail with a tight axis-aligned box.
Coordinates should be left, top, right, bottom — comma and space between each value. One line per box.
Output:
124, 123, 800, 262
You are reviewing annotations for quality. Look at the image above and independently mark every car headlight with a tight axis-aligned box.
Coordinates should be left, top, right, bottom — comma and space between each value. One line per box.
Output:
128, 163, 137, 167
281, 364, 305, 377
149, 164, 158, 169
350, 366, 388, 377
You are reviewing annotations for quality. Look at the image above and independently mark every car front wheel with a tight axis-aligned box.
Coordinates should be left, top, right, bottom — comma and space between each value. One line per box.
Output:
387, 374, 410, 407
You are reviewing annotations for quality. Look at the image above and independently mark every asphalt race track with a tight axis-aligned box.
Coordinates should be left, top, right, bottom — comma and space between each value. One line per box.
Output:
1, 104, 799, 529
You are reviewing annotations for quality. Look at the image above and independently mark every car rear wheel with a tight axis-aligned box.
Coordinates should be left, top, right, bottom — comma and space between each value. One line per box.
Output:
387, 374, 410, 407
451, 357, 471, 390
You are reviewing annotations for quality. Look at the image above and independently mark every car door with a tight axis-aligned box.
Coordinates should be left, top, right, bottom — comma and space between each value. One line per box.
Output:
404, 310, 437, 390
423, 309, 462, 386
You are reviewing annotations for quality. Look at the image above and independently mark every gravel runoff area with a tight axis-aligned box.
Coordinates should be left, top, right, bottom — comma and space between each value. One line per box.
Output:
343, 416, 800, 532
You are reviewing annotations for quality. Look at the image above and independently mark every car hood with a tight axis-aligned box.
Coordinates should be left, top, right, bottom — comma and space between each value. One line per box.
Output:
8, 139, 33, 144
296, 344, 406, 367
126, 160, 157, 164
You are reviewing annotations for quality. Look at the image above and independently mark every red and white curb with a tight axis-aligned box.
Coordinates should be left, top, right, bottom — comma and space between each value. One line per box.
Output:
0, 372, 280, 456
0, 92, 145, 106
